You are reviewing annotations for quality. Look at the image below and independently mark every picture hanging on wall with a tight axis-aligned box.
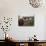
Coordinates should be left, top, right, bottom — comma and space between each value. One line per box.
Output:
18, 16, 34, 26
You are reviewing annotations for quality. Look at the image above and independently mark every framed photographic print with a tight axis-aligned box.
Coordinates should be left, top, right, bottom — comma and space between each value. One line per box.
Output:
18, 16, 34, 26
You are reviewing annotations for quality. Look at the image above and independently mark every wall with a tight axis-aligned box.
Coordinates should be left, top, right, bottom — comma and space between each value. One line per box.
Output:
0, 0, 46, 40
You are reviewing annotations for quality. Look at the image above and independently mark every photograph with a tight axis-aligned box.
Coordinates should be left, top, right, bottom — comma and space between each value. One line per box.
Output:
18, 16, 34, 26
